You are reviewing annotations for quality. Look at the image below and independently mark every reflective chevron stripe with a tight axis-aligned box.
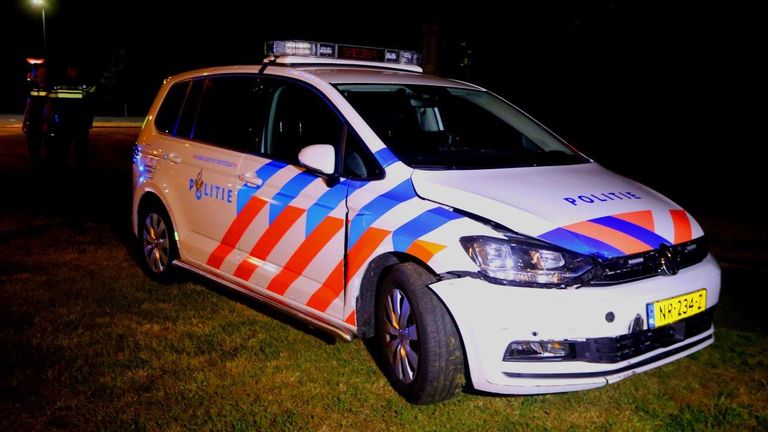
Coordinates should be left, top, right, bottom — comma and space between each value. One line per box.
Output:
538, 209, 697, 258
670, 210, 692, 244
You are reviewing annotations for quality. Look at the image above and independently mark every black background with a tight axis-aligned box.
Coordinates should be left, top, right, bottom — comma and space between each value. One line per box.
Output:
0, 1, 760, 219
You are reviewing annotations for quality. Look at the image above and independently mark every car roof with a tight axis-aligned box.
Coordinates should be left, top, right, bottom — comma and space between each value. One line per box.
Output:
165, 64, 483, 91
294, 66, 482, 89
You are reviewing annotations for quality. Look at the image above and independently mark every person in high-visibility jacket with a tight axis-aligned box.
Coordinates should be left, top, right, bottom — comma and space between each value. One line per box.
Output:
46, 64, 95, 171
21, 65, 50, 169
46, 63, 96, 227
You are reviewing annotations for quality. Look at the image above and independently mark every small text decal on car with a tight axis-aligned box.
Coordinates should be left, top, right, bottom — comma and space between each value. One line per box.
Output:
563, 192, 642, 206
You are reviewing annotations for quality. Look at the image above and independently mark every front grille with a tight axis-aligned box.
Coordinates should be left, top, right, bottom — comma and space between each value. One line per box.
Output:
571, 308, 713, 363
589, 237, 708, 286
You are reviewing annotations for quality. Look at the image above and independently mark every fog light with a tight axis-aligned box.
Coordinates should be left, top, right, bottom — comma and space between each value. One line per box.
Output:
503, 340, 571, 361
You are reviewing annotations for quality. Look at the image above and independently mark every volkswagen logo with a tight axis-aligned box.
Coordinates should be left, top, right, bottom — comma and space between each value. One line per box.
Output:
659, 244, 680, 275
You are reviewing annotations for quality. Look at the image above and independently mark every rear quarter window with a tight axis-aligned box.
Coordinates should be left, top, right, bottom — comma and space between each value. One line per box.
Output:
154, 82, 189, 135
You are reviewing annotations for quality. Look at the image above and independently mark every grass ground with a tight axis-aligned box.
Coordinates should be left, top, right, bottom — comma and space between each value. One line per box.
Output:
2, 223, 767, 431
1, 129, 767, 430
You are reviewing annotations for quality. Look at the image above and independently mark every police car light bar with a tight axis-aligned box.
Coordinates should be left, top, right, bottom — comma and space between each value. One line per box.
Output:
265, 40, 422, 66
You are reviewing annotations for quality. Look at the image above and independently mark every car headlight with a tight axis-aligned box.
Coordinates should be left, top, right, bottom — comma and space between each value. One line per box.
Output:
460, 235, 594, 287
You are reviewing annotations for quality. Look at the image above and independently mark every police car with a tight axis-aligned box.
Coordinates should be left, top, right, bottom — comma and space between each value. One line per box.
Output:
132, 40, 720, 403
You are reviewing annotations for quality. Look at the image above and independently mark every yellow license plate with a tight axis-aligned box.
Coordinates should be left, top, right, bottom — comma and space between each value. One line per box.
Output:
647, 289, 707, 328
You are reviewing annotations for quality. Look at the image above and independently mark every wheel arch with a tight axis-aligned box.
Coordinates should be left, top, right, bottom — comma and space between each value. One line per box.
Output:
135, 190, 176, 238
355, 252, 438, 338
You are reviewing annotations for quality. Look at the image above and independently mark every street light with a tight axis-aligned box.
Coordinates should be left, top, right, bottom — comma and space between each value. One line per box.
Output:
32, 0, 46, 57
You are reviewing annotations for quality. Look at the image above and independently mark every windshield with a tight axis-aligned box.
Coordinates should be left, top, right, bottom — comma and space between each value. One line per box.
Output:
335, 84, 589, 169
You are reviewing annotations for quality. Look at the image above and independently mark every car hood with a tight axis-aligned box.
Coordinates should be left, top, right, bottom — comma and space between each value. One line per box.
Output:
410, 163, 703, 258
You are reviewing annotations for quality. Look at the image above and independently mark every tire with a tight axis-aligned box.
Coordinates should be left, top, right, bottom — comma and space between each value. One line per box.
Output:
138, 205, 178, 282
376, 262, 465, 404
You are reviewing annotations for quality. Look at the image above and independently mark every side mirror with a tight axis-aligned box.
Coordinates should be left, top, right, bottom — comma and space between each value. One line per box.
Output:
298, 144, 336, 175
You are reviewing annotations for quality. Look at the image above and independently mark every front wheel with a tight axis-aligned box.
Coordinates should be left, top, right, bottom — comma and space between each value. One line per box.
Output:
376, 262, 464, 404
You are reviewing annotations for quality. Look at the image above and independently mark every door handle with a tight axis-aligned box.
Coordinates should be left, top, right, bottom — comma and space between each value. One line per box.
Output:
163, 152, 181, 164
238, 173, 263, 187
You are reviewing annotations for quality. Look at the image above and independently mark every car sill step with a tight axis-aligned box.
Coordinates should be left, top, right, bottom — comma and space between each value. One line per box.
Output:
172, 261, 356, 342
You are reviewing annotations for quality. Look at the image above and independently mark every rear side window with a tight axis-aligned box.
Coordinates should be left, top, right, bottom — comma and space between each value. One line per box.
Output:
192, 76, 267, 153
154, 82, 189, 134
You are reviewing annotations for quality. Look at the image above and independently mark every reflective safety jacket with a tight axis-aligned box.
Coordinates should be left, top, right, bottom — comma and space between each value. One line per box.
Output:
48, 84, 96, 131
24, 85, 50, 128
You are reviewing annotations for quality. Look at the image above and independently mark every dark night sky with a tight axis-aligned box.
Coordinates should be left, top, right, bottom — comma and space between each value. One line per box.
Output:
0, 1, 760, 217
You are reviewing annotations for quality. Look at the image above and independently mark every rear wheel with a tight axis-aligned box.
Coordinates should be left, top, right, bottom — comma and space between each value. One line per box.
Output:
376, 262, 464, 404
139, 206, 178, 281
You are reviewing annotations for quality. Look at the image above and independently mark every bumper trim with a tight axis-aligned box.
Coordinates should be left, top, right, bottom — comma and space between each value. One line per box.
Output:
502, 331, 712, 379
570, 307, 714, 363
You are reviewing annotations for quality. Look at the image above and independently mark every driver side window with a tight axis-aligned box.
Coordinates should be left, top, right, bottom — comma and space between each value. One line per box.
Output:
264, 82, 343, 165
261, 79, 383, 179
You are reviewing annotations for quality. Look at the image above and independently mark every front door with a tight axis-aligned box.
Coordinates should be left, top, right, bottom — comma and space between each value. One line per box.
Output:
227, 78, 352, 318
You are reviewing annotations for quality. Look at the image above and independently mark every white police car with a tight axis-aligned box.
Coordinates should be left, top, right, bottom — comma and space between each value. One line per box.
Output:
132, 40, 720, 403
